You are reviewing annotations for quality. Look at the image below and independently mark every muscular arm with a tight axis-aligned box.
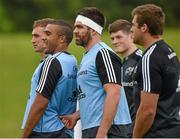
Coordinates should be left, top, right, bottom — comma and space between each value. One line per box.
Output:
96, 83, 120, 138
95, 49, 122, 138
22, 93, 48, 138
133, 91, 159, 137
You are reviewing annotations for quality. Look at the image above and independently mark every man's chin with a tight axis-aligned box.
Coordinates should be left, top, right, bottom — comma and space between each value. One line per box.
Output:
75, 41, 86, 47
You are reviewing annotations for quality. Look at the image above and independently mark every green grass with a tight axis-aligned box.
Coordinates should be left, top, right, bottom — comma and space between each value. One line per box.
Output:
0, 28, 180, 137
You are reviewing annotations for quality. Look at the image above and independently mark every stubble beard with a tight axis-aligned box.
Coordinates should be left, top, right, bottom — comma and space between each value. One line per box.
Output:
75, 33, 91, 48
75, 39, 86, 47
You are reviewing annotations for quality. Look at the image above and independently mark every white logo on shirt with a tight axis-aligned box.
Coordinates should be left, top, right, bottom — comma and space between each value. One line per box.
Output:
168, 52, 176, 59
125, 67, 134, 76
176, 75, 180, 93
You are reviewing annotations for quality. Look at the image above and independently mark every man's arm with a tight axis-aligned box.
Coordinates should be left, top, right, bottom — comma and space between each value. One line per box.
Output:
60, 110, 80, 129
133, 91, 159, 138
22, 57, 62, 138
95, 49, 122, 138
96, 83, 120, 138
22, 93, 48, 138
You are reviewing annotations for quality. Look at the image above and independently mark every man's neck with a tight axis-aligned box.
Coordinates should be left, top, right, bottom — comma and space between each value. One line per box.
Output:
85, 35, 101, 51
122, 44, 137, 58
40, 53, 46, 59
53, 44, 68, 54
143, 35, 162, 49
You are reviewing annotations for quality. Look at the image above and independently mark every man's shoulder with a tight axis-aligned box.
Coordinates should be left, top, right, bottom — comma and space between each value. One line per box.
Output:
97, 48, 121, 62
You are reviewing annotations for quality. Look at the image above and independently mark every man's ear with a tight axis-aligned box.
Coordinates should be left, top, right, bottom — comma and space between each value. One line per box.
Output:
59, 35, 66, 43
141, 24, 148, 33
90, 29, 97, 36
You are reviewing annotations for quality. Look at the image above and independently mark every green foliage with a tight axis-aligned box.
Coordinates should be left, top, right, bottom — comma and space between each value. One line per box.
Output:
0, 28, 180, 137
0, 0, 180, 32
0, 1, 14, 32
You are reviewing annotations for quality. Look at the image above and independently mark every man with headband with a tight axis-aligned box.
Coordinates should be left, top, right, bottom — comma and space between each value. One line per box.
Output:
60, 7, 131, 138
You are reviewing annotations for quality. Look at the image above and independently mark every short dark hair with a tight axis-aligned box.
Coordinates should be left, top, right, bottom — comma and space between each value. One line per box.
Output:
76, 7, 106, 28
33, 18, 54, 28
131, 4, 165, 35
108, 19, 132, 34
49, 19, 73, 45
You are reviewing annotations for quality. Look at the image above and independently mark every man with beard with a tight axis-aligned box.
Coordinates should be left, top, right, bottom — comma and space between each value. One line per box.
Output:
60, 7, 131, 138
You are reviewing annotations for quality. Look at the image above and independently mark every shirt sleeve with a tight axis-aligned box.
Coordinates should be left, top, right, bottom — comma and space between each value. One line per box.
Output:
36, 56, 62, 100
141, 49, 161, 94
96, 48, 122, 85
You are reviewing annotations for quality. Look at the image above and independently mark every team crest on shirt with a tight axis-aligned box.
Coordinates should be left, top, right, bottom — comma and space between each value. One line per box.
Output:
125, 67, 134, 76
133, 65, 138, 74
176, 75, 180, 93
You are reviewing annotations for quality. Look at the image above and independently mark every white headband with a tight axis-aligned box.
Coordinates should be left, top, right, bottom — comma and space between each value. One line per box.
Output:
75, 15, 103, 34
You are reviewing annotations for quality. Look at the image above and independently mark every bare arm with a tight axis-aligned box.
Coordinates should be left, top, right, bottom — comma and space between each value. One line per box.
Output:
21, 93, 48, 138
96, 83, 120, 138
133, 91, 159, 138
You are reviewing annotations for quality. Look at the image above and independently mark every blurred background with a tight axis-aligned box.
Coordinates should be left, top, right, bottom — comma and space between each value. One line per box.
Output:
0, 0, 180, 137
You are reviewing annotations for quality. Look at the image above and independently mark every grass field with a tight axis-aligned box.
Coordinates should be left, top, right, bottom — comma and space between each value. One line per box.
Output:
0, 28, 180, 137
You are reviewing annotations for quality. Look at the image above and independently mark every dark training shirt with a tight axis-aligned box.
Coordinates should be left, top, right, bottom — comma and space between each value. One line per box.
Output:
133, 40, 180, 137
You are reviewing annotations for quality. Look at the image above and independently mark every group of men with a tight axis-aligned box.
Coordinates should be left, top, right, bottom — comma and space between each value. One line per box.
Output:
21, 3, 180, 138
